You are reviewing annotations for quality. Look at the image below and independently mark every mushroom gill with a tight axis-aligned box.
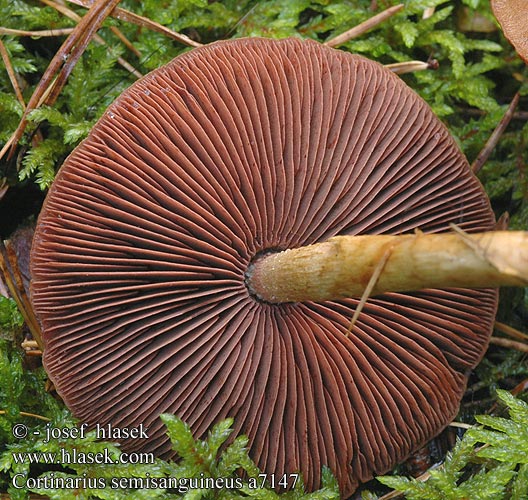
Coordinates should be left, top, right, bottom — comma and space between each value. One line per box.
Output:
30, 37, 497, 497
492, 0, 528, 63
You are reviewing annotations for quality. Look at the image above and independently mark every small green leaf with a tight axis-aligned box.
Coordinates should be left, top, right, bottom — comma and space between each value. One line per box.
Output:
0, 297, 24, 339
206, 417, 234, 457
160, 414, 197, 461
394, 21, 419, 48
512, 463, 528, 499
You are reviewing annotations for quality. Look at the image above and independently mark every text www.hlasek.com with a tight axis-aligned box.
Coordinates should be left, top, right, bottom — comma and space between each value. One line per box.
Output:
12, 448, 154, 465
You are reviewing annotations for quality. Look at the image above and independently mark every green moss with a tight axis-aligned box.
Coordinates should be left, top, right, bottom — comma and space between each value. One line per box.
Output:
373, 390, 528, 500
0, 298, 24, 341
2, 0, 526, 192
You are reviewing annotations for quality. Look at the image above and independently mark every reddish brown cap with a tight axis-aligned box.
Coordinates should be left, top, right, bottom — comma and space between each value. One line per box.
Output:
492, 0, 528, 63
31, 37, 497, 496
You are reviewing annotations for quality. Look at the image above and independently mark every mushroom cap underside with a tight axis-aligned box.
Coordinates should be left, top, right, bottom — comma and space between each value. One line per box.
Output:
492, 0, 528, 63
30, 37, 497, 497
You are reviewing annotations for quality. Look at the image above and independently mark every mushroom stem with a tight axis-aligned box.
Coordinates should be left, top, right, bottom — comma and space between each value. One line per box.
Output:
247, 230, 528, 303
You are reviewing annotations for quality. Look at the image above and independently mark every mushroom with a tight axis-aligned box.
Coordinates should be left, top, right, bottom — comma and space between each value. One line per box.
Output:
30, 37, 526, 496
492, 0, 528, 63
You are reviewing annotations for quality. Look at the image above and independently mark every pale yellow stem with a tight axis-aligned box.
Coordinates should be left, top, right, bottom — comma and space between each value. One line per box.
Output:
247, 231, 528, 304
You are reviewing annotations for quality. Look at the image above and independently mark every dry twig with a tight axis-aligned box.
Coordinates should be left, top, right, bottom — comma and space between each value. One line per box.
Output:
0, 240, 43, 349
489, 336, 528, 353
0, 38, 25, 106
0, 410, 50, 421
385, 59, 439, 74
325, 4, 404, 47
40, 0, 142, 76
471, 92, 520, 173
41, 0, 141, 58
6, 0, 123, 160
346, 247, 393, 336
66, 0, 202, 48
495, 320, 528, 341
0, 27, 75, 37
